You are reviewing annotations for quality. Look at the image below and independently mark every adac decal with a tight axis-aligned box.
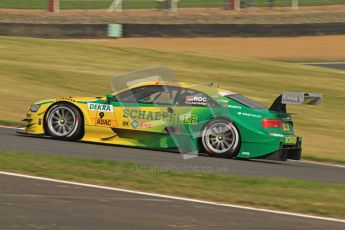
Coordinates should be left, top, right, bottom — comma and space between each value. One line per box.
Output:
185, 96, 207, 106
95, 118, 116, 127
123, 109, 197, 125
88, 103, 114, 112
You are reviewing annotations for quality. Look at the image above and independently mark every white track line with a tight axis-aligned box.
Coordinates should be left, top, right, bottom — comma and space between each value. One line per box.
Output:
294, 160, 345, 169
301, 62, 345, 65
0, 171, 344, 223
0, 125, 24, 130
0, 125, 18, 129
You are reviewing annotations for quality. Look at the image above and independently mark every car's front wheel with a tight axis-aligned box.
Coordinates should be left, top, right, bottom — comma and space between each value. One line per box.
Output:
45, 103, 83, 140
201, 119, 240, 158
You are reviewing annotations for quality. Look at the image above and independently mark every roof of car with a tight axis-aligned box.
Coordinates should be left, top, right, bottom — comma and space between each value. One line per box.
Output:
130, 81, 236, 96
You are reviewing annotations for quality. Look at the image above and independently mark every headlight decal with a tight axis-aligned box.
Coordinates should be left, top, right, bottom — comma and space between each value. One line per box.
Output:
30, 104, 41, 112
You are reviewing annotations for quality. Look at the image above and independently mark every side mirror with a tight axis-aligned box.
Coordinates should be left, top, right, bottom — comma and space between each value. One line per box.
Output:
106, 94, 114, 103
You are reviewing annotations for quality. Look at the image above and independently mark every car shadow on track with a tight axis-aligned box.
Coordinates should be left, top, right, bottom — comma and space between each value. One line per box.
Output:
15, 132, 291, 166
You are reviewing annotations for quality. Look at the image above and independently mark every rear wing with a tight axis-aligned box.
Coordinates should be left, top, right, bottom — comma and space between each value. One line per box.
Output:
269, 92, 323, 113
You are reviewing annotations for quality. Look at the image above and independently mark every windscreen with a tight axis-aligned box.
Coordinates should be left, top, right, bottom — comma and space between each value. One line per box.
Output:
111, 66, 176, 93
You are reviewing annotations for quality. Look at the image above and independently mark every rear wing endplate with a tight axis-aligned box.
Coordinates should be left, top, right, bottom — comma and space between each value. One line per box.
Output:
270, 92, 322, 113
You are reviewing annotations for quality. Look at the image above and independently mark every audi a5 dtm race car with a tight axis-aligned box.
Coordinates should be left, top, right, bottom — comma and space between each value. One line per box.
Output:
19, 67, 322, 161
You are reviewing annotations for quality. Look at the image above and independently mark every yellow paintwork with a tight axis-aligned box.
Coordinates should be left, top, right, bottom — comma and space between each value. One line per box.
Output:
22, 81, 232, 149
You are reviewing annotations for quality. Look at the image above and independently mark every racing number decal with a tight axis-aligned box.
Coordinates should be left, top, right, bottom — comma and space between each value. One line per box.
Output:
87, 103, 117, 127
96, 111, 117, 127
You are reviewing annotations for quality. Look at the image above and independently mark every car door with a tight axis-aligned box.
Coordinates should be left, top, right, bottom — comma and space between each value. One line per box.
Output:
172, 87, 222, 132
110, 85, 179, 133
163, 87, 222, 154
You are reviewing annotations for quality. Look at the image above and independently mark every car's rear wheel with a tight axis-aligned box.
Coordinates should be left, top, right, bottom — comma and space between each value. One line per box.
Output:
201, 119, 240, 158
45, 103, 83, 140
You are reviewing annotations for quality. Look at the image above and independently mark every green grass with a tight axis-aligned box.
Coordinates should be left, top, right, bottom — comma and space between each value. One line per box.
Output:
0, 150, 344, 218
242, 0, 345, 7
0, 36, 344, 163
0, 119, 24, 127
0, 0, 344, 9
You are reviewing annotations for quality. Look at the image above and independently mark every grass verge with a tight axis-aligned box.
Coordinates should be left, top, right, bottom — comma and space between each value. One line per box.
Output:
0, 119, 24, 127
0, 150, 344, 219
0, 0, 344, 9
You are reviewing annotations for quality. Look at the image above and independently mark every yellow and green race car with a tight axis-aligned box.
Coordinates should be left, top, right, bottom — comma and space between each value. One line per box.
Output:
19, 67, 322, 161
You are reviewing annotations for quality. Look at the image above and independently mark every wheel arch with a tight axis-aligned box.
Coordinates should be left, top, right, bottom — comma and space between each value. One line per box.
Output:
43, 101, 85, 139
198, 116, 241, 138
198, 116, 242, 157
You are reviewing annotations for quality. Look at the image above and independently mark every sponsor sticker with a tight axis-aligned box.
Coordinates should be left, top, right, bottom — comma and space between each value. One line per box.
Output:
95, 119, 116, 127
217, 99, 229, 104
141, 122, 152, 129
285, 136, 297, 145
88, 103, 113, 112
126, 120, 152, 129
237, 112, 261, 118
228, 105, 242, 109
123, 109, 197, 125
185, 96, 207, 106
283, 123, 290, 131
282, 92, 304, 104
130, 120, 139, 129
56, 97, 76, 103
269, 133, 284, 137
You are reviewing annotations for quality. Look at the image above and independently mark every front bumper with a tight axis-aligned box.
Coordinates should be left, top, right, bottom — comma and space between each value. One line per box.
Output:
18, 111, 45, 135
264, 137, 302, 161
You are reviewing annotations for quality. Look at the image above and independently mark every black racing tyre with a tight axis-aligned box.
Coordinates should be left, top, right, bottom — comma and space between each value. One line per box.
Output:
201, 118, 240, 158
44, 103, 83, 141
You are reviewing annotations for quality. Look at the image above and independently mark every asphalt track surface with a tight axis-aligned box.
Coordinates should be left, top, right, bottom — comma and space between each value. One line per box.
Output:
0, 128, 344, 184
1, 173, 344, 230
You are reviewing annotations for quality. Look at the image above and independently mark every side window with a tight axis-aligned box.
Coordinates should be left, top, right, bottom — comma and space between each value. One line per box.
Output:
114, 87, 141, 103
176, 89, 219, 107
114, 85, 178, 105
150, 88, 178, 105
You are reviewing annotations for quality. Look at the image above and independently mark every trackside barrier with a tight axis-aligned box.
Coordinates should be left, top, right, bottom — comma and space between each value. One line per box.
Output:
0, 23, 345, 38
39, 0, 344, 12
